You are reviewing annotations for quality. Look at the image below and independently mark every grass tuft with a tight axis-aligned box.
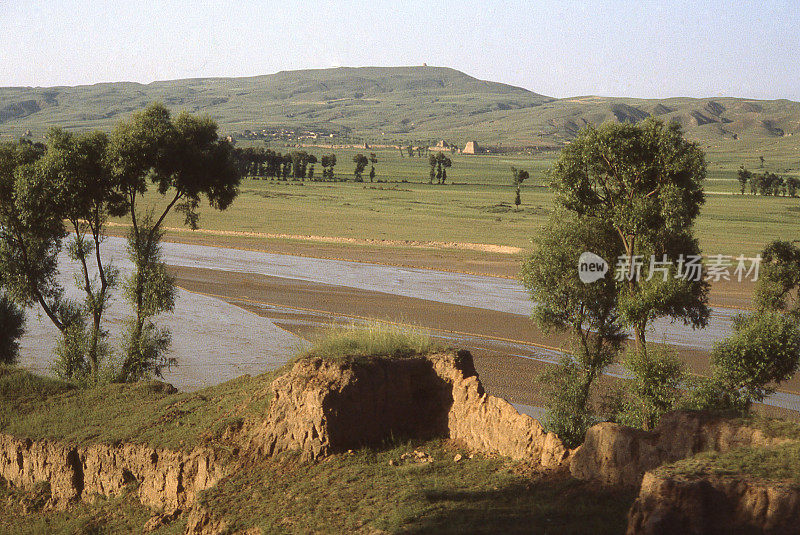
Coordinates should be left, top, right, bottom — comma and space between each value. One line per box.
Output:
296, 321, 444, 362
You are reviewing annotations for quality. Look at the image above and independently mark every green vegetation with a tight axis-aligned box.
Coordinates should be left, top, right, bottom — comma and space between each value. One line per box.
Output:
657, 441, 800, 485
755, 240, 800, 319
0, 294, 24, 364
0, 103, 241, 383
106, 144, 800, 260
522, 213, 624, 447
297, 321, 442, 362
511, 166, 529, 209
611, 345, 687, 431
684, 311, 800, 412
522, 119, 709, 444
0, 365, 275, 450
197, 440, 634, 534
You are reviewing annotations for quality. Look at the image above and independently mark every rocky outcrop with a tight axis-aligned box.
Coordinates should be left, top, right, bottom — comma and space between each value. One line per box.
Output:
627, 471, 800, 534
570, 411, 791, 488
246, 350, 569, 467
0, 434, 226, 511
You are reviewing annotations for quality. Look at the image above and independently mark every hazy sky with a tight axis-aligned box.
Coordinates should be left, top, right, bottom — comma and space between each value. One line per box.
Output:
2, 0, 799, 100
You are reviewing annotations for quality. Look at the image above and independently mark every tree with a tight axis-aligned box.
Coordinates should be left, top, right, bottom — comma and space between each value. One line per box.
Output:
511, 166, 529, 209
0, 141, 71, 333
108, 103, 240, 380
40, 128, 124, 379
320, 154, 337, 181
703, 311, 800, 411
428, 152, 452, 185
551, 119, 709, 353
755, 240, 800, 320
353, 153, 368, 182
368, 153, 377, 182
787, 176, 800, 197
737, 165, 752, 195
521, 212, 626, 446
0, 293, 25, 365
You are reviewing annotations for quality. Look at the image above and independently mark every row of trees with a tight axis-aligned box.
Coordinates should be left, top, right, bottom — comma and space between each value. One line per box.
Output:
0, 103, 240, 384
523, 119, 800, 446
232, 147, 318, 180
737, 166, 800, 196
234, 147, 462, 184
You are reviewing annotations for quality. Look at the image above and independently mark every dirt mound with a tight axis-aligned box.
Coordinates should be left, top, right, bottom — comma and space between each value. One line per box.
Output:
627, 471, 800, 534
571, 411, 790, 488
245, 350, 569, 467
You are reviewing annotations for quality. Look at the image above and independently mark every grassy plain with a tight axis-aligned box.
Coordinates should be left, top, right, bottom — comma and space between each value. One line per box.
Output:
117, 145, 800, 259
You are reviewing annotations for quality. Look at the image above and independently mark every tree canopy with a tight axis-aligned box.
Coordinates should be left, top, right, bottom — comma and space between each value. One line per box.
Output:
550, 118, 709, 351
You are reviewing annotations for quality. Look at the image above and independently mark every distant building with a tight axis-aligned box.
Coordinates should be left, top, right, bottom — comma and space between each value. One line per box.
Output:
463, 141, 479, 154
428, 140, 452, 152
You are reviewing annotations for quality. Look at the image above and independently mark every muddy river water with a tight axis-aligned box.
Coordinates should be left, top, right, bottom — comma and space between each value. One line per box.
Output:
18, 237, 799, 412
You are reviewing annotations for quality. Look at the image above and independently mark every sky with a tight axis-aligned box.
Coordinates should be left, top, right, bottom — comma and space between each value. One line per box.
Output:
2, 0, 799, 100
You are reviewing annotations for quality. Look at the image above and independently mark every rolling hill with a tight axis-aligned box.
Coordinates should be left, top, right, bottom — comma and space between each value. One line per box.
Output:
2, 66, 799, 150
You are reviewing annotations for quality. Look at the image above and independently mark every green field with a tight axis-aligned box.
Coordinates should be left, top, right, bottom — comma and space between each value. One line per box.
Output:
123, 146, 800, 258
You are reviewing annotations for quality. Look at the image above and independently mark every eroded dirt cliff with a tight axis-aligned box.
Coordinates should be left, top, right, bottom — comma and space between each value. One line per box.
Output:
627, 471, 800, 534
244, 350, 569, 467
570, 411, 791, 487
0, 434, 226, 511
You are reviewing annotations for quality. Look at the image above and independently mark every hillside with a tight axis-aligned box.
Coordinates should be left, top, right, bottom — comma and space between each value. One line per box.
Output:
2, 66, 800, 148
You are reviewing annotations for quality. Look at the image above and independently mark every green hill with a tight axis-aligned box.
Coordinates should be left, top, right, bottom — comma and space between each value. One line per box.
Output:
2, 66, 799, 149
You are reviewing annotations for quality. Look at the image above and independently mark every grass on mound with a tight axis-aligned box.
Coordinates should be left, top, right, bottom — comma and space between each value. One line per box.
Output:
197, 439, 635, 535
297, 321, 444, 362
734, 415, 800, 441
657, 441, 800, 485
0, 479, 185, 535
0, 365, 281, 451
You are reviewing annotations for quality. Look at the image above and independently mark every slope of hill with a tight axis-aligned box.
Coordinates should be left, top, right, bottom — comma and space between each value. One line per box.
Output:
2, 66, 799, 149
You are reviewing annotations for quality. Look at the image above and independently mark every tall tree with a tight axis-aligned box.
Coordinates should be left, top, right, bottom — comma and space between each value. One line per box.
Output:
511, 166, 529, 209
108, 103, 240, 380
0, 141, 70, 333
521, 212, 626, 445
755, 240, 800, 320
40, 128, 125, 379
550, 119, 709, 353
353, 153, 369, 182
368, 153, 377, 182
429, 152, 452, 185
737, 165, 752, 195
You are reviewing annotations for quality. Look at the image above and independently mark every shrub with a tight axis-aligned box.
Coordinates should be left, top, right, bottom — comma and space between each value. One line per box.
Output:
613, 345, 686, 430
710, 311, 800, 409
684, 311, 800, 412
538, 356, 596, 448
52, 321, 91, 381
0, 294, 25, 365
